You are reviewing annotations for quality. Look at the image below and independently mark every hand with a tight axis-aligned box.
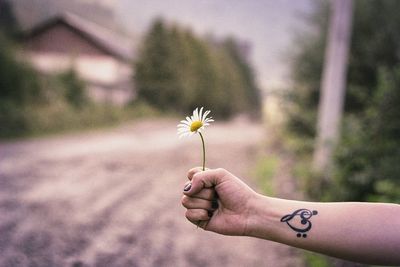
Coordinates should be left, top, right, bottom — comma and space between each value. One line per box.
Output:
181, 167, 259, 236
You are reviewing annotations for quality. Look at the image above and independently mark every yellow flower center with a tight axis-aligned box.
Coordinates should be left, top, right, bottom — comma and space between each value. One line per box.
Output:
190, 121, 203, 132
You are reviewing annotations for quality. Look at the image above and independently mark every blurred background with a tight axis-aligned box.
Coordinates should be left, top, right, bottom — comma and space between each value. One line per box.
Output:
0, 0, 399, 266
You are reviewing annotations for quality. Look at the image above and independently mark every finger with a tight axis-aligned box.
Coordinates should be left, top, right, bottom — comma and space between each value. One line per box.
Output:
181, 195, 213, 210
185, 209, 211, 222
192, 188, 215, 201
183, 181, 192, 192
187, 167, 205, 181
184, 168, 229, 196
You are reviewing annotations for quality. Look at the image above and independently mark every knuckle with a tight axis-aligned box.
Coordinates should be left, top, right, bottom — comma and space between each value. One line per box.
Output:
181, 195, 192, 208
185, 210, 193, 220
191, 173, 200, 184
181, 195, 188, 206
188, 167, 201, 177
192, 172, 199, 179
216, 168, 227, 176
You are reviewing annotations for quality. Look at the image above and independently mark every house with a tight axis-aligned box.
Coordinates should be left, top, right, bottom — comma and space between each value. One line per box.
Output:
23, 12, 135, 105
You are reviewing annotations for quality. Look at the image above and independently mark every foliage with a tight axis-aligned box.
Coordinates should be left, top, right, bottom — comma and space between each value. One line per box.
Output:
285, 1, 329, 139
0, 35, 43, 137
332, 68, 400, 202
253, 154, 280, 197
0, 102, 147, 138
58, 68, 88, 109
286, 0, 400, 203
0, 0, 20, 40
0, 36, 43, 106
286, 0, 400, 136
303, 251, 331, 267
135, 18, 261, 119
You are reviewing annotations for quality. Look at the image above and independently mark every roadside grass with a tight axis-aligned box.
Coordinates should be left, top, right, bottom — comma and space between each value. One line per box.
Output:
303, 251, 331, 267
253, 152, 280, 196
0, 100, 164, 140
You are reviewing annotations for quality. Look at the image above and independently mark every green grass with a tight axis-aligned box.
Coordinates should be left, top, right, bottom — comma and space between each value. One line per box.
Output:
253, 153, 280, 196
0, 100, 162, 140
303, 251, 332, 267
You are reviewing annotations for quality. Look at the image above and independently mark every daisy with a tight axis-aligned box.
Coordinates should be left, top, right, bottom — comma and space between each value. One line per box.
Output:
177, 107, 214, 170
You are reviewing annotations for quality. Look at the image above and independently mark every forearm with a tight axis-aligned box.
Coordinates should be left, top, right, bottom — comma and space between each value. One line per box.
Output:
247, 195, 400, 265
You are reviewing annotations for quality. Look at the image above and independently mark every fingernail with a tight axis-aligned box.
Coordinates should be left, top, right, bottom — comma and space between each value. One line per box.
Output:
183, 183, 192, 192
208, 210, 213, 218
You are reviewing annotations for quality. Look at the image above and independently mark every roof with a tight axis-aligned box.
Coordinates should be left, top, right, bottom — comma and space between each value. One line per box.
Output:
24, 12, 134, 62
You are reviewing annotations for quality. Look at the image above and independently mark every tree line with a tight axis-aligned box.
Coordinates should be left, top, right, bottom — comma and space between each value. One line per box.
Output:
134, 18, 261, 119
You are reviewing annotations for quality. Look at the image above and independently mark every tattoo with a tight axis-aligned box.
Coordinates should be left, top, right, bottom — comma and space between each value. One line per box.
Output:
280, 209, 318, 238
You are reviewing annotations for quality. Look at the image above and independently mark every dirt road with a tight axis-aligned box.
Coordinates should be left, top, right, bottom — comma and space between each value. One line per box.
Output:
0, 118, 301, 267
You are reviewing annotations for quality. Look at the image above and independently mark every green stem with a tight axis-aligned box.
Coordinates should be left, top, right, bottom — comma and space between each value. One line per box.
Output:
198, 132, 206, 171
197, 131, 207, 229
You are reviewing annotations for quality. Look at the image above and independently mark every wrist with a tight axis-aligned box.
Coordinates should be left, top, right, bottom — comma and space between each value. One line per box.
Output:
245, 194, 282, 240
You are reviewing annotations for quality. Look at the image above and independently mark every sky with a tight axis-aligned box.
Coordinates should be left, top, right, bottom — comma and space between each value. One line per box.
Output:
115, 0, 316, 90
13, 0, 317, 90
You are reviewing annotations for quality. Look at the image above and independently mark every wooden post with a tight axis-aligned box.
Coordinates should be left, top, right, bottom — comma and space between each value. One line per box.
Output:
313, 0, 353, 174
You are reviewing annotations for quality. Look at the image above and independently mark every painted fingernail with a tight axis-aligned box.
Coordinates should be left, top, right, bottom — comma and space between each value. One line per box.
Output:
183, 183, 192, 192
208, 210, 213, 218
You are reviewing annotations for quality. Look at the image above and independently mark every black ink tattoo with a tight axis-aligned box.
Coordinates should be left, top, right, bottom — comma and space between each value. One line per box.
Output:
280, 209, 318, 238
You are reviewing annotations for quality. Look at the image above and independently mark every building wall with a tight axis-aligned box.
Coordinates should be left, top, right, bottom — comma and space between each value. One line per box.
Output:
24, 23, 134, 105
27, 52, 134, 105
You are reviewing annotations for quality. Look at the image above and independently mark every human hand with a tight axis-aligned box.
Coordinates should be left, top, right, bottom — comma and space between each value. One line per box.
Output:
181, 168, 259, 236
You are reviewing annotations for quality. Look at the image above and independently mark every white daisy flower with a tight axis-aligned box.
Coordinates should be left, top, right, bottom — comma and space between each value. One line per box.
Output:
177, 107, 214, 139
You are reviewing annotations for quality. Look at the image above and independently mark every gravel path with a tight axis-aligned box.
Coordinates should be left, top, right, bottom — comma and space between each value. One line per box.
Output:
0, 118, 302, 267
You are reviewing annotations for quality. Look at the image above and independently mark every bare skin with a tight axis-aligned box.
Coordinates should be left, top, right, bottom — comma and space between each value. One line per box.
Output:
182, 167, 400, 266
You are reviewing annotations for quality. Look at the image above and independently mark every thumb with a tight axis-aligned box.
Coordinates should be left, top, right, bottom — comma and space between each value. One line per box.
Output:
184, 168, 228, 196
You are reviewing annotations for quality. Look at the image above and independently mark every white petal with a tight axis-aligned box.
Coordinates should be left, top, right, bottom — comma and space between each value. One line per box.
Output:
179, 131, 191, 138
203, 110, 210, 120
179, 133, 187, 139
199, 107, 204, 121
193, 108, 198, 121
180, 120, 191, 125
178, 126, 190, 131
196, 108, 200, 121
177, 130, 188, 135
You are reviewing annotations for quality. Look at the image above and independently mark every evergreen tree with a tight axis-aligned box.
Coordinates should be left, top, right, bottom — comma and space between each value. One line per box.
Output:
135, 18, 180, 110
223, 38, 261, 115
134, 18, 261, 119
0, 0, 20, 40
0, 36, 42, 105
